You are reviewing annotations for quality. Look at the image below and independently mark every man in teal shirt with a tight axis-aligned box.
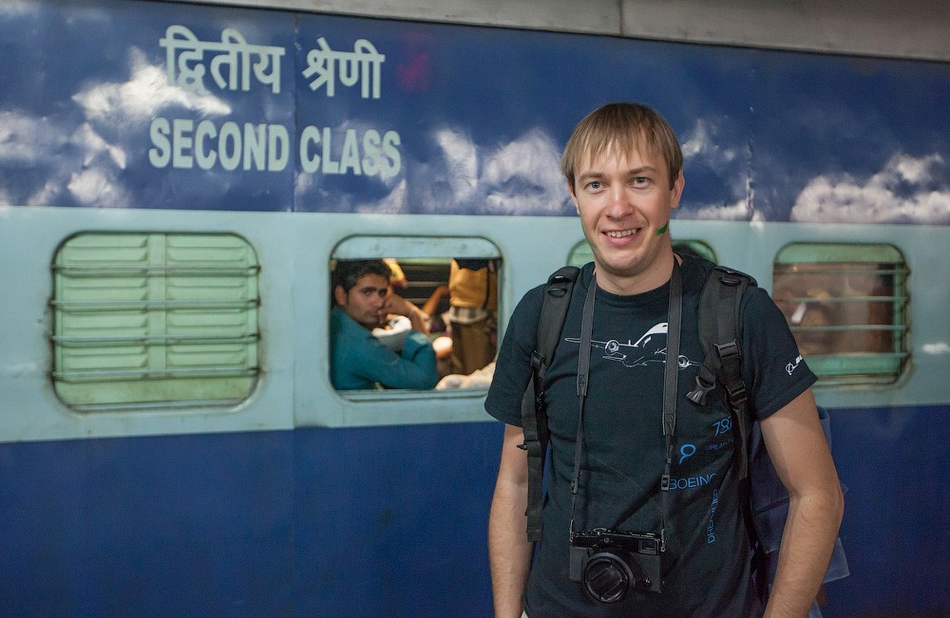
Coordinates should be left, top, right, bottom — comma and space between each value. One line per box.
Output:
330, 259, 439, 390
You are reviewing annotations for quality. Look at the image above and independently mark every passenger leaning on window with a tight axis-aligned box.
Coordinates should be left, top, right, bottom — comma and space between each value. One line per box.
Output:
330, 259, 439, 390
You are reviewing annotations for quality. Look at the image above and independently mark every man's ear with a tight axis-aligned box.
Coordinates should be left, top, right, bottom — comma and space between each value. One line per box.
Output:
670, 170, 685, 211
333, 284, 347, 306
568, 180, 579, 214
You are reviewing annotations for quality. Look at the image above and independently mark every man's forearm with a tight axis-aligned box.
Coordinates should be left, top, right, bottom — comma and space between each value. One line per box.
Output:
758, 389, 845, 618
489, 424, 534, 618
488, 477, 533, 618
763, 487, 844, 618
405, 303, 430, 334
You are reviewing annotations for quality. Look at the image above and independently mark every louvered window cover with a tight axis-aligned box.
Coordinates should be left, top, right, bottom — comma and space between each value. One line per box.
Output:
773, 243, 909, 386
51, 233, 260, 409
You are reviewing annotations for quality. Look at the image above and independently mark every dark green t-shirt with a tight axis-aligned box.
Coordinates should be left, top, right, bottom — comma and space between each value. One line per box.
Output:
485, 256, 817, 617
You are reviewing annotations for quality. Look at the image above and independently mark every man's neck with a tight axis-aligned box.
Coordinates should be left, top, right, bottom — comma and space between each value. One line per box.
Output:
595, 252, 677, 296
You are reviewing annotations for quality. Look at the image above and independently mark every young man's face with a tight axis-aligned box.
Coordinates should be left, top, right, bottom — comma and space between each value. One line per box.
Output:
335, 273, 389, 328
569, 144, 684, 294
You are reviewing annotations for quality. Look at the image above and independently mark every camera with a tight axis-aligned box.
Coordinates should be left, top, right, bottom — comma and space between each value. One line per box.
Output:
569, 528, 663, 602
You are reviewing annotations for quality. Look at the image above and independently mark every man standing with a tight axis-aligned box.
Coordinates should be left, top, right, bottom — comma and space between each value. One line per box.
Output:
330, 259, 438, 390
486, 103, 843, 617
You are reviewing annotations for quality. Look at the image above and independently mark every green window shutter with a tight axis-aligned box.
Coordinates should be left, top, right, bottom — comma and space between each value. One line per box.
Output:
52, 233, 260, 410
772, 243, 909, 386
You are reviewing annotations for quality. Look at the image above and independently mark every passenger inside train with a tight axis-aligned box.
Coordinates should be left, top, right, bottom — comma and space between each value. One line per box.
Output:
445, 259, 498, 374
432, 258, 499, 389
329, 259, 440, 390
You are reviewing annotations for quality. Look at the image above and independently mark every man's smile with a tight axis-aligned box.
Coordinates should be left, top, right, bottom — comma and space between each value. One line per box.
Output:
605, 228, 639, 239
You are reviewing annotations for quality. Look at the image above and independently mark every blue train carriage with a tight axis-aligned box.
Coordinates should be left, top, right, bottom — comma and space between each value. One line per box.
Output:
1, 0, 950, 616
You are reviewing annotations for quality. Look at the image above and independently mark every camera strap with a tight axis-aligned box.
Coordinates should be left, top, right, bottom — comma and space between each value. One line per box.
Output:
568, 260, 683, 553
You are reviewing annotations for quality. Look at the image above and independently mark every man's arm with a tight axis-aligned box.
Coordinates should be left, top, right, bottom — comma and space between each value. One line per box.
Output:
759, 388, 844, 618
380, 292, 430, 334
488, 424, 534, 618
369, 331, 438, 389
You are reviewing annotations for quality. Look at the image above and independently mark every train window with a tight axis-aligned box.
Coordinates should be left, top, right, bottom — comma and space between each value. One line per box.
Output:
672, 240, 717, 262
567, 238, 717, 266
51, 233, 260, 410
330, 236, 499, 396
567, 239, 594, 267
772, 243, 909, 385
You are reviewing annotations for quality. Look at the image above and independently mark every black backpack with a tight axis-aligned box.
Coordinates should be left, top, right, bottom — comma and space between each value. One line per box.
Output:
518, 262, 848, 611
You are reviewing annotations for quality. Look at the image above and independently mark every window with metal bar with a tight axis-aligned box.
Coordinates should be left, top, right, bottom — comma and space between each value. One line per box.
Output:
51, 232, 260, 410
772, 243, 909, 386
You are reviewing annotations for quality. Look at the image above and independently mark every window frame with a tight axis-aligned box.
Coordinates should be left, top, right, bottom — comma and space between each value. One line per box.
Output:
772, 242, 910, 386
329, 235, 501, 401
50, 231, 261, 411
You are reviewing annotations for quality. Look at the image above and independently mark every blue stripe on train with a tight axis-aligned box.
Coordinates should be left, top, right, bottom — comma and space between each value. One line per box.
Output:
823, 404, 950, 617
0, 422, 500, 618
3, 405, 949, 617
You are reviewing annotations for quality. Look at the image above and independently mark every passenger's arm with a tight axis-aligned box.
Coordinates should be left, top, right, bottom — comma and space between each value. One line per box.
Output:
352, 330, 438, 389
488, 424, 533, 618
759, 389, 844, 618
421, 285, 449, 318
381, 292, 430, 334
385, 332, 438, 389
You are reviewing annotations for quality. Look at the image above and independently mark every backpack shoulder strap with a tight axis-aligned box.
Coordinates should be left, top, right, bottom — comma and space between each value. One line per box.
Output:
520, 265, 579, 542
687, 264, 849, 606
687, 265, 757, 478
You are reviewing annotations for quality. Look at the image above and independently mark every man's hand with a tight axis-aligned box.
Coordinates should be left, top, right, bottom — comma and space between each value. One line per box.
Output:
379, 292, 429, 334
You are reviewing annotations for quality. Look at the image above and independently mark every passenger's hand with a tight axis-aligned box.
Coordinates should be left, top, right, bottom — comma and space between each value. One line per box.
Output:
379, 292, 415, 319
379, 292, 429, 335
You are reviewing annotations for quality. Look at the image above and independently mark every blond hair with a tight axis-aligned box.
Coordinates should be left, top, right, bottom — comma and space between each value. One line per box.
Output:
561, 102, 683, 191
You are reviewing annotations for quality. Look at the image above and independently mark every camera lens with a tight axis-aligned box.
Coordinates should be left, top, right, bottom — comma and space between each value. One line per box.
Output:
583, 550, 637, 604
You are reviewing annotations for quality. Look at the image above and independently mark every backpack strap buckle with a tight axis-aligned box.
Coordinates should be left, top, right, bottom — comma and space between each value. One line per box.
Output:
687, 365, 717, 405
715, 340, 746, 407
529, 350, 545, 370
715, 339, 740, 360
